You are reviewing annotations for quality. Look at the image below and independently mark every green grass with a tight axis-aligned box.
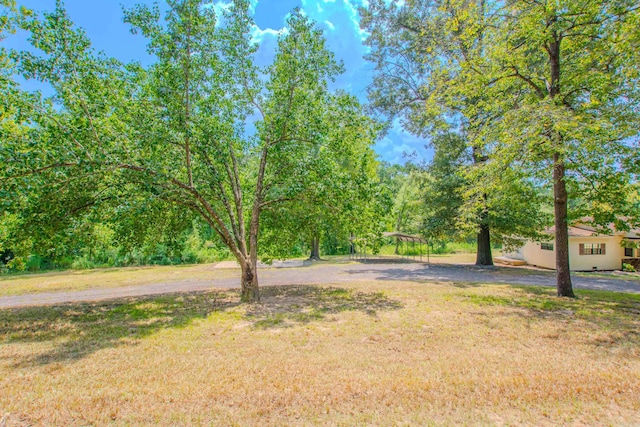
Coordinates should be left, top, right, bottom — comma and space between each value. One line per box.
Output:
575, 270, 640, 282
461, 285, 640, 340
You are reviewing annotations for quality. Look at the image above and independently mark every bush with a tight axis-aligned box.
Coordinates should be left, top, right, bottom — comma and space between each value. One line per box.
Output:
25, 255, 43, 272
622, 263, 636, 273
56, 256, 74, 270
181, 250, 198, 264
117, 250, 146, 267
71, 256, 97, 270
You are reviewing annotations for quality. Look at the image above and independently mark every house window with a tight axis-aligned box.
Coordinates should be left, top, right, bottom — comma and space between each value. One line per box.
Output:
579, 243, 606, 255
625, 247, 634, 257
541, 243, 554, 251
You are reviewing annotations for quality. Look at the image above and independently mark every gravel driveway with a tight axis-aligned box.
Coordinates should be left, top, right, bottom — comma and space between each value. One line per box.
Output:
1, 261, 638, 308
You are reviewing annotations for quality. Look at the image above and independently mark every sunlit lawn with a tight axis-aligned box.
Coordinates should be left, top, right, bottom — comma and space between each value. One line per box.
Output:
0, 264, 237, 297
1, 279, 639, 426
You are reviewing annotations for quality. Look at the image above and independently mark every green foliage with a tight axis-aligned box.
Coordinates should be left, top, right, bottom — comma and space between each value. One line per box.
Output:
622, 263, 637, 273
260, 92, 387, 260
362, 0, 639, 286
468, 0, 640, 228
71, 256, 97, 270
421, 133, 468, 243
0, 1, 379, 299
0, 216, 232, 273
361, 1, 551, 256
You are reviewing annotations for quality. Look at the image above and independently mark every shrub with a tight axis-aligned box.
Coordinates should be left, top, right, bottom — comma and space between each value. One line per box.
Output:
71, 256, 97, 270
56, 256, 74, 270
25, 255, 43, 272
622, 263, 636, 273
181, 250, 198, 264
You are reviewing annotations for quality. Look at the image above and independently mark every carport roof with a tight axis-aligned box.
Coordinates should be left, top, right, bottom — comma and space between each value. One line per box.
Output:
382, 232, 428, 243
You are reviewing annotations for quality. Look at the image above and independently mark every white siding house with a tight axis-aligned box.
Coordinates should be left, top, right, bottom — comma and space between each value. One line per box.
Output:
504, 224, 640, 271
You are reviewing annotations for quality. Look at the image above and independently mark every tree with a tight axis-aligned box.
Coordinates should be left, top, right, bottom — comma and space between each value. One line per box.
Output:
359, 0, 497, 266
362, 0, 640, 295
1, 0, 348, 302
421, 133, 467, 245
360, 0, 548, 266
467, 0, 640, 296
260, 92, 386, 261
0, 1, 35, 268
388, 165, 428, 251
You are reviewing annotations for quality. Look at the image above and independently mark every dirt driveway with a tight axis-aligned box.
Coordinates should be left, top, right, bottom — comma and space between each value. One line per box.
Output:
1, 260, 638, 308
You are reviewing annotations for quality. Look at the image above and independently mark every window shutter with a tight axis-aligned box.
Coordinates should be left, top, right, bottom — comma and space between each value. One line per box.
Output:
601, 244, 606, 255
579, 244, 585, 255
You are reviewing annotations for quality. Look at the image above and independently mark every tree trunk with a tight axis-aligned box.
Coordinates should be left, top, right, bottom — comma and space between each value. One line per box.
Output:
471, 144, 492, 266
394, 237, 400, 255
546, 29, 574, 297
240, 258, 260, 302
349, 232, 355, 255
553, 153, 574, 297
309, 236, 321, 260
475, 222, 493, 266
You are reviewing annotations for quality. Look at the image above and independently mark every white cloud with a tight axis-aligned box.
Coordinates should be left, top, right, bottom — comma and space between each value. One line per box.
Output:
300, 0, 369, 42
206, 1, 232, 27
342, 0, 369, 41
250, 26, 288, 44
208, 0, 425, 164
296, 0, 373, 104
210, 1, 232, 15
208, 0, 258, 26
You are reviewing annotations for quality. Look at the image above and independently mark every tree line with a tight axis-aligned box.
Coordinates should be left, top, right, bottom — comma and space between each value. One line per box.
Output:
361, 0, 640, 297
1, 0, 639, 301
0, 0, 387, 302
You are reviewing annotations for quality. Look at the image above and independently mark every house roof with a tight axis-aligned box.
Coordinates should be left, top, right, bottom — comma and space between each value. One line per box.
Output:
544, 225, 598, 237
544, 223, 640, 239
623, 230, 640, 240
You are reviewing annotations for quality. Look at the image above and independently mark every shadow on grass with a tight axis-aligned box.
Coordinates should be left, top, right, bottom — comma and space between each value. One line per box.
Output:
344, 264, 556, 283
461, 285, 640, 348
0, 285, 402, 366
248, 285, 403, 329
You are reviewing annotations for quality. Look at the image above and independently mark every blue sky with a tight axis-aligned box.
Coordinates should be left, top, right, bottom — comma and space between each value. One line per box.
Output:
9, 0, 430, 164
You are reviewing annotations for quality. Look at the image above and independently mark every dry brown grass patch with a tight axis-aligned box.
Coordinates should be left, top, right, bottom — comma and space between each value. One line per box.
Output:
1, 280, 639, 426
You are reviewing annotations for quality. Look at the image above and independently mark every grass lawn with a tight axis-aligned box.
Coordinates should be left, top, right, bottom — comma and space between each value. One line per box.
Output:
1, 277, 639, 426
0, 264, 237, 297
576, 270, 640, 282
